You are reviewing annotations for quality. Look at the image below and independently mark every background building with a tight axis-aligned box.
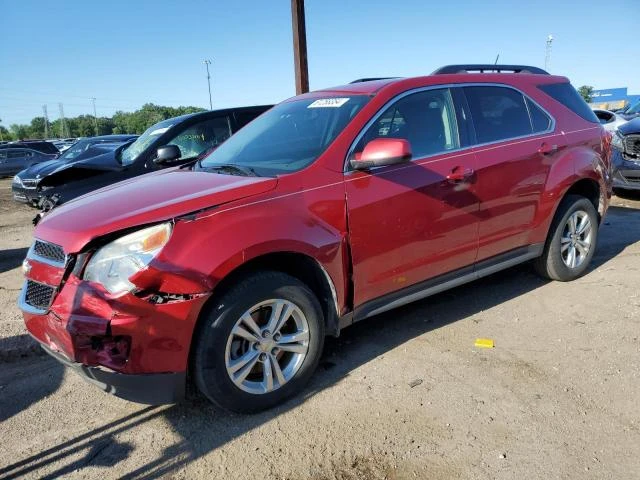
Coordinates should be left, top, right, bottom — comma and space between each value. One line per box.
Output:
590, 87, 640, 111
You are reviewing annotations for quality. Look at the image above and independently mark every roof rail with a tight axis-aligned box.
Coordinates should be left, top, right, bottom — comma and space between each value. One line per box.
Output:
349, 77, 397, 83
432, 64, 549, 75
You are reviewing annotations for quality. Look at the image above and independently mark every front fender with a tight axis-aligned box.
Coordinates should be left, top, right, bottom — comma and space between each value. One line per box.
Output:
147, 182, 349, 312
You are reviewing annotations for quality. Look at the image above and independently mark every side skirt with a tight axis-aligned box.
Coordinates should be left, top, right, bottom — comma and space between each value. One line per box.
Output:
341, 243, 544, 326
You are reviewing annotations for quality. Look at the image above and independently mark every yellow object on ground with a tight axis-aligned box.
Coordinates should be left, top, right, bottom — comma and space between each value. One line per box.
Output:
475, 338, 495, 348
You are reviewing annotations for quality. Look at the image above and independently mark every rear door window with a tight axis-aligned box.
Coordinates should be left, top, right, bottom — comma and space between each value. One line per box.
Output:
167, 116, 232, 160
464, 86, 533, 143
8, 150, 27, 159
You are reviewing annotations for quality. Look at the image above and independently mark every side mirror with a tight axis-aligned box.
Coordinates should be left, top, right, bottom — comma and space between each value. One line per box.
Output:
350, 138, 412, 170
154, 145, 182, 164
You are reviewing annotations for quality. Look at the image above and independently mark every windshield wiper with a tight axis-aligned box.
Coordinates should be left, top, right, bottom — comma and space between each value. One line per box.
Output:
200, 163, 259, 177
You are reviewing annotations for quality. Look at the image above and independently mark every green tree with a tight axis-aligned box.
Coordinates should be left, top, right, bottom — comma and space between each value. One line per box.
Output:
29, 117, 47, 139
4, 103, 205, 139
578, 85, 594, 103
10, 124, 30, 140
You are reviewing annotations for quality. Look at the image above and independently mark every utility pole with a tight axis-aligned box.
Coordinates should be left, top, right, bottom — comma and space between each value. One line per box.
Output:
203, 59, 213, 109
291, 0, 309, 94
545, 34, 553, 71
42, 105, 50, 139
91, 97, 98, 136
58, 103, 68, 138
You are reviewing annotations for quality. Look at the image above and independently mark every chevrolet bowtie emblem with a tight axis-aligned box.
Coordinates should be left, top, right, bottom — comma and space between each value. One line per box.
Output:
22, 259, 32, 275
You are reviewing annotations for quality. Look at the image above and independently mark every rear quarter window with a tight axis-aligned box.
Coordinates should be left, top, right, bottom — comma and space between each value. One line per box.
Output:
538, 83, 599, 123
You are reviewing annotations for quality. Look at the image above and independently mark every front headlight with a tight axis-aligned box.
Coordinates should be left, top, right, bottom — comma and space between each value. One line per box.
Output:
612, 131, 624, 151
12, 175, 23, 187
83, 223, 172, 294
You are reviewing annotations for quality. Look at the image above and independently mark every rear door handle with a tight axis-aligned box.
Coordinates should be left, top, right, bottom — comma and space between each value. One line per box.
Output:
538, 142, 559, 155
446, 166, 475, 183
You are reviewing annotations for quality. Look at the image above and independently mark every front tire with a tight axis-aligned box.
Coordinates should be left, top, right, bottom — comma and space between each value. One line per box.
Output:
192, 271, 324, 413
534, 195, 599, 281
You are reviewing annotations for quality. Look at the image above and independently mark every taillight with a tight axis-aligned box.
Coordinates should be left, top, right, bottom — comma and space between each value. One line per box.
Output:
601, 129, 613, 170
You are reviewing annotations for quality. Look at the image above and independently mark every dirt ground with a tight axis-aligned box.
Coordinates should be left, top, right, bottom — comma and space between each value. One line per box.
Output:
1, 177, 639, 480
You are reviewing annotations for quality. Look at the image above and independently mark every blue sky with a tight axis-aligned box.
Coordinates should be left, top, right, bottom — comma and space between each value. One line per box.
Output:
1, 0, 638, 126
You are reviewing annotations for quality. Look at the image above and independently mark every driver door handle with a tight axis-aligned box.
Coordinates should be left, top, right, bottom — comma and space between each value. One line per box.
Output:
446, 166, 475, 183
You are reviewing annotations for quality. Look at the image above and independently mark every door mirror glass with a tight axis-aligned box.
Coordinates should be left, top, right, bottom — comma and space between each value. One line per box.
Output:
350, 138, 412, 170
154, 145, 182, 164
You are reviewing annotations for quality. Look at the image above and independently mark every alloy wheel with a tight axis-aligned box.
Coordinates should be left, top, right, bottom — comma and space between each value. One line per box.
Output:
560, 210, 593, 269
224, 299, 310, 394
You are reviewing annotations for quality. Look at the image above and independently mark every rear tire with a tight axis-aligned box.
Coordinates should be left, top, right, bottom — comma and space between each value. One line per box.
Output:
534, 195, 599, 281
192, 271, 324, 413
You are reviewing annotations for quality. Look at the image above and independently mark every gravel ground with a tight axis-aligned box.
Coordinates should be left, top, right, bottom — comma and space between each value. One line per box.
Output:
1, 177, 639, 479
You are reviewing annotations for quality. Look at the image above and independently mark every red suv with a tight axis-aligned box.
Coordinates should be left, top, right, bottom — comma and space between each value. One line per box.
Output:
20, 65, 612, 412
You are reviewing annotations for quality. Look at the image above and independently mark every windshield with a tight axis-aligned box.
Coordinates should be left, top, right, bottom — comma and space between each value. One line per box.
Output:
199, 96, 369, 175
119, 118, 176, 165
58, 138, 98, 161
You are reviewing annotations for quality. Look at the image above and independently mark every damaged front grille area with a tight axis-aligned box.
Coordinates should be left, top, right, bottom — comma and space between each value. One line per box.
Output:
623, 135, 640, 157
33, 240, 66, 264
24, 280, 55, 310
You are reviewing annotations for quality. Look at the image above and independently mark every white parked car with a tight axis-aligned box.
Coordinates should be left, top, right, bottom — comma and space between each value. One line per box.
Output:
592, 108, 627, 132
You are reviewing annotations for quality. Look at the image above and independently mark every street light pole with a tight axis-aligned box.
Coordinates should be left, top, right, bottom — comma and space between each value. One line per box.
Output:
203, 59, 213, 110
545, 34, 553, 72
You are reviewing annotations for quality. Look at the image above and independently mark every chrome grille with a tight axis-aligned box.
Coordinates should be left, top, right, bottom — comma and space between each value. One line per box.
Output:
623, 135, 640, 156
24, 280, 55, 310
33, 240, 66, 264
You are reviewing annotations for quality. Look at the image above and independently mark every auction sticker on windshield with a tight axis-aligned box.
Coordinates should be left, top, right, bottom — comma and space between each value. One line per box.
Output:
308, 98, 350, 108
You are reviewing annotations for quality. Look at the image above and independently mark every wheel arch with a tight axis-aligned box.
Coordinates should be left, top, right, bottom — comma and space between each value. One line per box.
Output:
196, 251, 341, 341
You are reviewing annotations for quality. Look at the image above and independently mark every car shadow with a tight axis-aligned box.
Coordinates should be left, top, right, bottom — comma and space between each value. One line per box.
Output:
0, 349, 65, 424
2, 204, 639, 478
0, 247, 28, 274
591, 205, 640, 269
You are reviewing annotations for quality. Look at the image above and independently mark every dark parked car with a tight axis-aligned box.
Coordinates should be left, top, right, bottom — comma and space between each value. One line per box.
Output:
34, 106, 272, 213
611, 117, 640, 194
0, 141, 60, 155
617, 100, 640, 121
0, 148, 57, 178
12, 135, 138, 205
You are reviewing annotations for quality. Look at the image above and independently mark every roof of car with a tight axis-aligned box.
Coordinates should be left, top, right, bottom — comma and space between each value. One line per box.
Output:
88, 134, 138, 141
309, 68, 569, 98
167, 105, 274, 123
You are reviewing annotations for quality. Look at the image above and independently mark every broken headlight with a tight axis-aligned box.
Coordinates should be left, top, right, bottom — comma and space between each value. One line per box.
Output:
83, 223, 172, 294
612, 131, 624, 151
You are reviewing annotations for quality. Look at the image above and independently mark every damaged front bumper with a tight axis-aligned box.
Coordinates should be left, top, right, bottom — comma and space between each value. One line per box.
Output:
40, 341, 186, 404
612, 149, 640, 191
20, 267, 210, 404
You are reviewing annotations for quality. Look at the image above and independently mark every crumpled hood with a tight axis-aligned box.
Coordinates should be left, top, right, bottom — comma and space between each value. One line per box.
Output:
35, 168, 278, 253
617, 117, 640, 136
18, 159, 64, 179
39, 150, 121, 187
